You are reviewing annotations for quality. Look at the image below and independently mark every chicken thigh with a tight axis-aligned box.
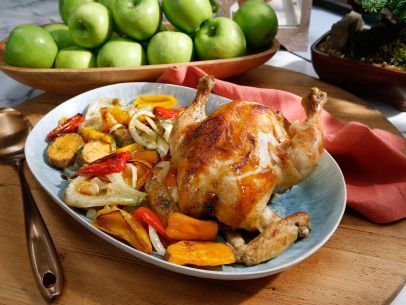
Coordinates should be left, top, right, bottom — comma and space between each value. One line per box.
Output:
170, 76, 327, 232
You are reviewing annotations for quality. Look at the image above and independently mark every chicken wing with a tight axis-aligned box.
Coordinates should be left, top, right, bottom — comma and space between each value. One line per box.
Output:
224, 211, 311, 266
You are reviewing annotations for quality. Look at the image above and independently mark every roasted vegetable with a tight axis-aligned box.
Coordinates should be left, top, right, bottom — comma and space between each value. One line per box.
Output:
148, 226, 166, 255
153, 107, 183, 120
134, 150, 159, 165
64, 173, 146, 208
47, 113, 84, 140
134, 94, 177, 110
76, 141, 112, 165
76, 152, 132, 176
111, 128, 135, 147
82, 97, 124, 131
100, 107, 130, 131
133, 207, 170, 240
115, 142, 144, 153
165, 212, 218, 241
134, 162, 153, 190
47, 133, 83, 168
128, 108, 169, 156
165, 241, 235, 266
93, 206, 152, 254
115, 143, 159, 165
79, 127, 114, 144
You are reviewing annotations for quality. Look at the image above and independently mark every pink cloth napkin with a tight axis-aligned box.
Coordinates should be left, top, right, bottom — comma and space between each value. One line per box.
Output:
157, 66, 406, 224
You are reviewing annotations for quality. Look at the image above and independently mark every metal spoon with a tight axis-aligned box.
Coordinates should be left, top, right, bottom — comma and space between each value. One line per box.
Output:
0, 108, 63, 300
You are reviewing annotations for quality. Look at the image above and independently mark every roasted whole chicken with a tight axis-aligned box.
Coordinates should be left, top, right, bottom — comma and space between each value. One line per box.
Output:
147, 76, 327, 265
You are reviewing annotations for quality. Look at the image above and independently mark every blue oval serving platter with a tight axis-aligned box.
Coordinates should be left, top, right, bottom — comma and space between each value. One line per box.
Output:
25, 82, 346, 280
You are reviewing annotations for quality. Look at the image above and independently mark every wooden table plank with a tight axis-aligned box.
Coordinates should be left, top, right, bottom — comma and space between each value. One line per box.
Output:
1, 66, 405, 305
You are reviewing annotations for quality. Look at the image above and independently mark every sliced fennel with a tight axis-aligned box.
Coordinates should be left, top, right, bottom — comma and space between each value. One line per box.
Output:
64, 173, 146, 208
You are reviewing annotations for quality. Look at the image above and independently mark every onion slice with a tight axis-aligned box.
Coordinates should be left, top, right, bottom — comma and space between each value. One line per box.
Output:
148, 225, 166, 256
125, 163, 138, 189
128, 109, 157, 150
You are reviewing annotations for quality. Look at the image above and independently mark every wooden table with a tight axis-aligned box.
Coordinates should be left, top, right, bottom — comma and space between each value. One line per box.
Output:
1, 66, 405, 305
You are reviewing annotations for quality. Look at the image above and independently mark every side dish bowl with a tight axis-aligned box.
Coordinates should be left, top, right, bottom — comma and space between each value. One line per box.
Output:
25, 82, 346, 280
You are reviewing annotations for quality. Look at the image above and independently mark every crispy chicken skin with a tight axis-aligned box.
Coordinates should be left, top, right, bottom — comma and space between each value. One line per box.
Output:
170, 77, 327, 232
169, 76, 215, 167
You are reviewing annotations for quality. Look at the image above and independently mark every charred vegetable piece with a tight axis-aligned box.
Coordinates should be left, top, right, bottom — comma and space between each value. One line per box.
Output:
165, 241, 235, 266
153, 107, 183, 120
76, 141, 112, 165
133, 207, 171, 240
47, 133, 83, 168
47, 113, 84, 140
79, 127, 114, 144
76, 151, 132, 176
111, 128, 135, 147
165, 212, 218, 241
93, 206, 152, 254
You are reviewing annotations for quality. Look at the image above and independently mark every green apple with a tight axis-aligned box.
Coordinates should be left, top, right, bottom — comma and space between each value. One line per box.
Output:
68, 2, 112, 48
162, 0, 212, 33
97, 38, 146, 67
43, 23, 75, 50
233, 0, 278, 50
59, 0, 94, 24
5, 24, 58, 68
55, 47, 96, 68
112, 0, 162, 41
97, 0, 115, 11
147, 31, 193, 64
194, 17, 246, 60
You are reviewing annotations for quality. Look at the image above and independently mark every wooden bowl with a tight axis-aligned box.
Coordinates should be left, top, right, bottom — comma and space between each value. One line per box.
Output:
311, 32, 406, 111
0, 38, 279, 95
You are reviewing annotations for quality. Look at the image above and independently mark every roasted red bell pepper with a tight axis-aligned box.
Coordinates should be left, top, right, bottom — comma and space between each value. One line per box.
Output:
76, 152, 132, 176
47, 113, 85, 141
133, 207, 171, 241
153, 107, 183, 120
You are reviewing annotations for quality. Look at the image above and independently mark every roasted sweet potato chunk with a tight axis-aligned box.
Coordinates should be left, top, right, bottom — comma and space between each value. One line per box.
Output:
47, 133, 83, 168
165, 241, 235, 266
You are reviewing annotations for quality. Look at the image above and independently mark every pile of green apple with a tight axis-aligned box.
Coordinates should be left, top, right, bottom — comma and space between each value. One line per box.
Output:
4, 0, 278, 69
